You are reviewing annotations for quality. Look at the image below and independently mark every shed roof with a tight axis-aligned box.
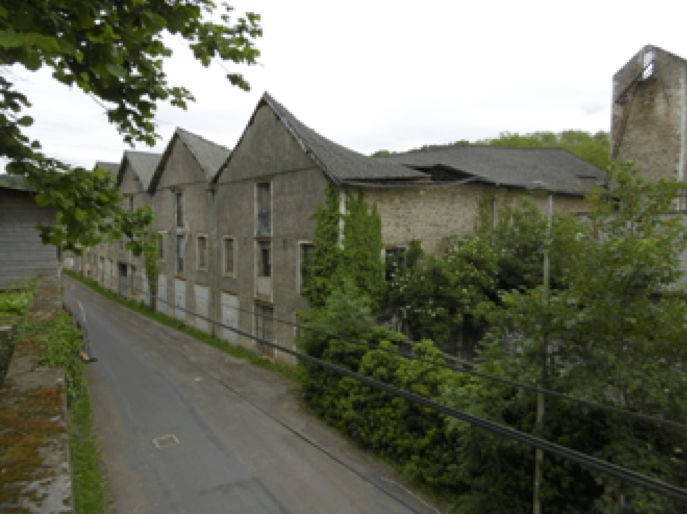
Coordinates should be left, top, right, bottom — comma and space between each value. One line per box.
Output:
117, 151, 161, 191
215, 93, 427, 184
379, 146, 606, 194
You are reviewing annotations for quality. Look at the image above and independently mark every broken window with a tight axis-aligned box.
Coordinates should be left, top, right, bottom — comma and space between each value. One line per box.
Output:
157, 233, 165, 261
256, 182, 271, 236
257, 241, 271, 277
176, 235, 184, 274
197, 235, 208, 270
255, 303, 275, 358
223, 237, 236, 275
299, 242, 314, 293
642, 50, 655, 80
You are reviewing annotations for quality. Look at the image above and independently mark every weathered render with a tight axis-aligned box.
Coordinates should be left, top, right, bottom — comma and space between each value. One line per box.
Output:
78, 92, 605, 364
0, 186, 57, 290
149, 128, 230, 330
611, 45, 687, 195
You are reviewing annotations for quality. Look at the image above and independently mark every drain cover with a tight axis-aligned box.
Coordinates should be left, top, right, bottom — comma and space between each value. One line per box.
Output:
153, 435, 179, 448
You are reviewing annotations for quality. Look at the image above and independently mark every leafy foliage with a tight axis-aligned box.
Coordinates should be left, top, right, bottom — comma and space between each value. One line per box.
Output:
0, 289, 33, 316
449, 163, 687, 512
297, 281, 469, 496
302, 186, 386, 309
39, 312, 86, 404
0, 0, 261, 251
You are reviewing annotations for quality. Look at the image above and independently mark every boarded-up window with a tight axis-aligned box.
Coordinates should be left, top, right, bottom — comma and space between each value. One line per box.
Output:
255, 303, 275, 358
197, 236, 208, 269
223, 237, 235, 275
176, 235, 184, 274
299, 243, 314, 292
256, 182, 271, 235
258, 241, 271, 277
175, 192, 184, 227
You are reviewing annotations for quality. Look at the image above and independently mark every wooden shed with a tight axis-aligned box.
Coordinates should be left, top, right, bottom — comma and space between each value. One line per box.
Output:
0, 185, 57, 291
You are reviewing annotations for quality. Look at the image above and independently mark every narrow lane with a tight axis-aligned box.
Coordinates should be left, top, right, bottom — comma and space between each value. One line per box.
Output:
63, 276, 436, 514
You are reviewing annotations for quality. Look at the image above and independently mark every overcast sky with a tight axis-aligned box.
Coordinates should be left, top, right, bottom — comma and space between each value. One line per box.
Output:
6, 0, 687, 170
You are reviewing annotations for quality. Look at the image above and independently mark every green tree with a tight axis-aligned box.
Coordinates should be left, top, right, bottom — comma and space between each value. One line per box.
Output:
444, 163, 687, 512
0, 1, 261, 252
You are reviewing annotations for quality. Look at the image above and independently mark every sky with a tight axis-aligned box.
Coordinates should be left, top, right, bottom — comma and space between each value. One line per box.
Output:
6, 0, 687, 170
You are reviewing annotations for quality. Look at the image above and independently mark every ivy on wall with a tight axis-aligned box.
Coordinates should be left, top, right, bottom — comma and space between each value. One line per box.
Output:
302, 185, 385, 310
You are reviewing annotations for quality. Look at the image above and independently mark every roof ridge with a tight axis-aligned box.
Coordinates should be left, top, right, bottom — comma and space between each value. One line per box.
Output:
176, 127, 231, 153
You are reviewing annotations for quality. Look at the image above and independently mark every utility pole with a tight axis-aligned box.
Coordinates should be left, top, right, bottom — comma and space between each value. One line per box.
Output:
533, 191, 553, 514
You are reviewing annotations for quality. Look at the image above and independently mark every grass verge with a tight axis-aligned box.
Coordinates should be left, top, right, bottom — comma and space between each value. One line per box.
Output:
70, 390, 108, 513
63, 269, 299, 383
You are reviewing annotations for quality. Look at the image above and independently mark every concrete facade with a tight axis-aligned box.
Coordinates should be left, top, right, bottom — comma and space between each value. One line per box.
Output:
213, 104, 327, 362
611, 45, 687, 196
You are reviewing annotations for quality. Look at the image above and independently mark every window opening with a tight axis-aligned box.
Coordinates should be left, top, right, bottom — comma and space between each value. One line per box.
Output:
224, 237, 235, 275
256, 182, 271, 235
255, 304, 275, 358
175, 191, 184, 227
176, 235, 184, 274
197, 236, 208, 270
258, 241, 271, 277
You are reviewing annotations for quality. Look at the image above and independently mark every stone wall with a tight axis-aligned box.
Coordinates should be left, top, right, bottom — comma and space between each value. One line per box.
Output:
358, 182, 589, 255
612, 46, 687, 189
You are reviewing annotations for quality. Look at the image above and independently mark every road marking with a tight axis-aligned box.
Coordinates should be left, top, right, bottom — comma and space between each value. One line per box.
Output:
152, 435, 179, 448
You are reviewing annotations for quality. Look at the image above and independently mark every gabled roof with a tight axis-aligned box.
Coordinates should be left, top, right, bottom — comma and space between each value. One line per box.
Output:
215, 93, 427, 184
95, 161, 119, 176
176, 128, 231, 182
117, 151, 161, 191
150, 128, 230, 191
379, 146, 606, 194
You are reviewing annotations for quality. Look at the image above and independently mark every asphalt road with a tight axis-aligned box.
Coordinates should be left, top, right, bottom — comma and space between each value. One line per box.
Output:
62, 276, 439, 514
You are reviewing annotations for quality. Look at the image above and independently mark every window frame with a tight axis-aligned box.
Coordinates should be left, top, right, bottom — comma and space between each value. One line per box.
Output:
222, 236, 237, 277
157, 231, 167, 261
196, 234, 208, 270
254, 302, 275, 358
255, 181, 272, 237
257, 240, 272, 278
298, 241, 315, 294
176, 234, 185, 274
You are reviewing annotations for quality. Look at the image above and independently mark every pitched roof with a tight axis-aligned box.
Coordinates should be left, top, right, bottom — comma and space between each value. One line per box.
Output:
175, 127, 231, 182
215, 93, 427, 184
379, 146, 606, 194
95, 161, 119, 176
150, 128, 231, 191
118, 151, 161, 191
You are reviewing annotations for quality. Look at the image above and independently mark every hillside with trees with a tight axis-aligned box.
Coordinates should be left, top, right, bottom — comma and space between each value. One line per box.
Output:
373, 130, 610, 170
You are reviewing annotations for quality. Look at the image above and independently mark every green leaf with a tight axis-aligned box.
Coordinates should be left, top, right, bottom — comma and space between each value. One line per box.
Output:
105, 62, 127, 79
0, 29, 25, 48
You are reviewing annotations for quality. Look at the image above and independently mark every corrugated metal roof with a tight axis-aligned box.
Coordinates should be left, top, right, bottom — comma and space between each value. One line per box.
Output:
379, 146, 606, 194
262, 93, 427, 183
175, 128, 231, 182
122, 151, 161, 191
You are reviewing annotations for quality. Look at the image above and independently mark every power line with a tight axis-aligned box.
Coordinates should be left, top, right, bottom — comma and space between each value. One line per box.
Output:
81, 267, 687, 432
64, 271, 687, 504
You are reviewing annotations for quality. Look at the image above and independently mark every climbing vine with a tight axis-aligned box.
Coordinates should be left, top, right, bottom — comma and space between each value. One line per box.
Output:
302, 185, 385, 310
